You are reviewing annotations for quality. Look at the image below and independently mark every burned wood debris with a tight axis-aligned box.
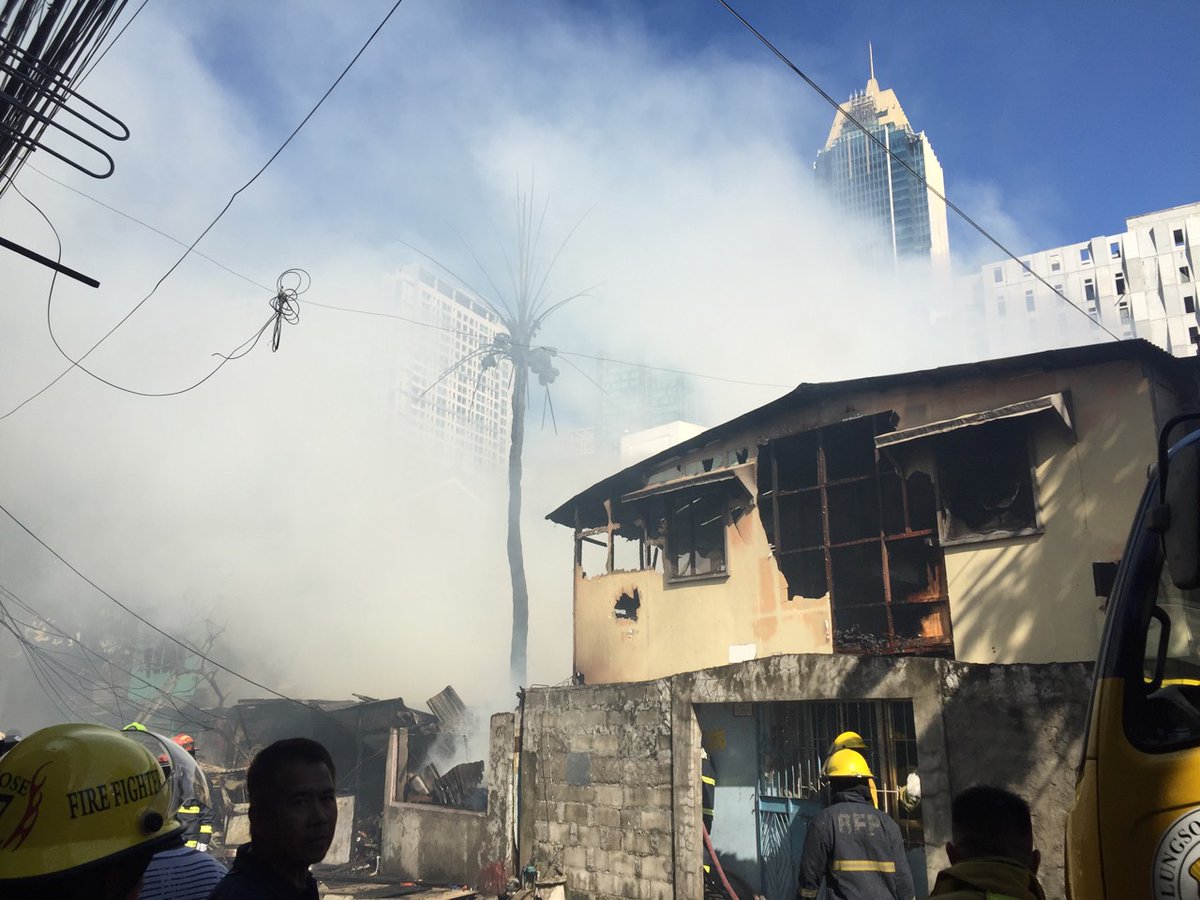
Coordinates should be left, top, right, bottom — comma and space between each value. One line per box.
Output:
200, 685, 487, 859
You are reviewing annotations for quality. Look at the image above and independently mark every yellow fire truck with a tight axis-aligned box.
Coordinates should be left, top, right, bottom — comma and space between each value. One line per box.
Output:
1066, 415, 1200, 899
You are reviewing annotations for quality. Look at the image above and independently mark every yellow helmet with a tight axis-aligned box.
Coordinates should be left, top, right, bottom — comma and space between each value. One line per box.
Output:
828, 730, 868, 753
0, 723, 183, 884
823, 748, 874, 779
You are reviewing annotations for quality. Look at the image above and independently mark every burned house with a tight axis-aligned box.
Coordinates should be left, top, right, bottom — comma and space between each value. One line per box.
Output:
548, 340, 1199, 683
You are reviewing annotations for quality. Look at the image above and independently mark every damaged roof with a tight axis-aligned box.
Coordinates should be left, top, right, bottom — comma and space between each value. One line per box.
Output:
546, 339, 1197, 528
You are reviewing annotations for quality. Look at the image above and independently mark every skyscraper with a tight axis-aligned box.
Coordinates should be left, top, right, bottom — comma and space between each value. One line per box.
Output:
380, 264, 513, 470
814, 48, 949, 268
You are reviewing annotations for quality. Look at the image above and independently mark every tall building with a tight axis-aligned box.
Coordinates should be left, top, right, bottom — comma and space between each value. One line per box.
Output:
814, 48, 949, 269
972, 201, 1200, 359
384, 264, 513, 470
597, 355, 699, 453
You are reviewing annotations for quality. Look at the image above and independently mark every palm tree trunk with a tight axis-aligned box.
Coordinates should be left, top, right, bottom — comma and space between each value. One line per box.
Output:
507, 352, 530, 688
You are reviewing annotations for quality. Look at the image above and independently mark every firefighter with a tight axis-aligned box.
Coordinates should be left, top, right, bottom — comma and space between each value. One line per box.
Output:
0, 723, 184, 900
172, 733, 215, 852
701, 746, 717, 876
799, 749, 914, 900
825, 730, 880, 808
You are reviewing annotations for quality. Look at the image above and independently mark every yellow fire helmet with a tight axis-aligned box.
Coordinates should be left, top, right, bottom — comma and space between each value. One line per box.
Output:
823, 748, 874, 779
0, 723, 184, 884
828, 730, 868, 754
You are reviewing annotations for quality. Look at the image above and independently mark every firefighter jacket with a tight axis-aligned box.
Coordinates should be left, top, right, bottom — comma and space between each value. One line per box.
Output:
927, 857, 1046, 900
176, 797, 215, 850
798, 786, 915, 900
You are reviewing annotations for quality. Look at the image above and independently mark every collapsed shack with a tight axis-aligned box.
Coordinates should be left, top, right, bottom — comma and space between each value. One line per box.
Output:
203, 686, 487, 862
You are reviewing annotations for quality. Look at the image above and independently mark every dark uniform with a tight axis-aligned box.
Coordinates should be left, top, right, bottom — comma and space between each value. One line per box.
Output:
798, 785, 914, 900
176, 797, 214, 850
701, 752, 717, 874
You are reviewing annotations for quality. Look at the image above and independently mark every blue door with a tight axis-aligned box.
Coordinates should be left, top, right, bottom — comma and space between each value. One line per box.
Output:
756, 794, 822, 900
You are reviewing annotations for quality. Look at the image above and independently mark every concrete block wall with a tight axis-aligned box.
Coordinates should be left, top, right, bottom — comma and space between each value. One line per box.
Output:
381, 712, 515, 885
521, 680, 674, 900
520, 654, 1091, 900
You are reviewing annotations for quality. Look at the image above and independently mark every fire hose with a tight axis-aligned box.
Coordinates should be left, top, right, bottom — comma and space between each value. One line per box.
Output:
702, 821, 741, 900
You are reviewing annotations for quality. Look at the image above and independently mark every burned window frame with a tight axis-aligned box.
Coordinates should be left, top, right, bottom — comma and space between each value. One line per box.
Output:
758, 413, 953, 656
933, 418, 1042, 546
664, 489, 730, 583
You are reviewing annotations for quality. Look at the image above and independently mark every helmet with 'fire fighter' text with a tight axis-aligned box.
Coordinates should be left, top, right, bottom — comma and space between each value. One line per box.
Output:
0, 723, 184, 885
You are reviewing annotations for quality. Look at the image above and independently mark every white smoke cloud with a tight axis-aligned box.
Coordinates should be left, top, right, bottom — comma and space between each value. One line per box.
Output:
0, 0, 1080, 728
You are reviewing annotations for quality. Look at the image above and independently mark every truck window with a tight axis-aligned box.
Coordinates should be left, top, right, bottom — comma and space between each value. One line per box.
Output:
1133, 544, 1200, 751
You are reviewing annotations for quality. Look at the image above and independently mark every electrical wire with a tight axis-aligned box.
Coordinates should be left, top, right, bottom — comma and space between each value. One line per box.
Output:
2, 181, 299, 404
1, 0, 406, 416
11, 170, 798, 391
25, 163, 276, 293
712, 0, 1121, 343
0, 498, 315, 710
0, 583, 219, 728
75, 0, 152, 86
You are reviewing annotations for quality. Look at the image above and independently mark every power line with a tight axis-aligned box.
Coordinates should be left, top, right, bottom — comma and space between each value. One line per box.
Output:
25, 164, 275, 293
1, 0, 406, 417
713, 0, 1122, 343
15, 170, 798, 391
0, 497, 309, 709
0, 583, 219, 728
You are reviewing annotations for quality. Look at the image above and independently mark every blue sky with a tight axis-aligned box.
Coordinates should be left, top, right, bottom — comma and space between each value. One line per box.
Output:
626, 0, 1200, 250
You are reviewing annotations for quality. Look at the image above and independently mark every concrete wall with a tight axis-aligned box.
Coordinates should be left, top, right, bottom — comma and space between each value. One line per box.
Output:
573, 502, 832, 684
521, 654, 1091, 900
381, 712, 514, 885
940, 358, 1158, 665
571, 355, 1165, 684
520, 679, 675, 900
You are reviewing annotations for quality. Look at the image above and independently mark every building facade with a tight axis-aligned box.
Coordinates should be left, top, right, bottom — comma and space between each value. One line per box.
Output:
813, 54, 950, 269
547, 341, 1197, 685
972, 201, 1200, 358
386, 264, 512, 470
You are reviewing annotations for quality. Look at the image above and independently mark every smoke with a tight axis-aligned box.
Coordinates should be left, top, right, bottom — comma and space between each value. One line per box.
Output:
0, 1, 1104, 731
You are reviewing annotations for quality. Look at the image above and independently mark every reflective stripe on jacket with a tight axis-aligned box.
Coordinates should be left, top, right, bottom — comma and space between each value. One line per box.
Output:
798, 786, 914, 900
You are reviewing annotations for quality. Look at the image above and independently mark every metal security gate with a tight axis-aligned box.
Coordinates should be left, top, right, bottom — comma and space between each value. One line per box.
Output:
754, 700, 924, 900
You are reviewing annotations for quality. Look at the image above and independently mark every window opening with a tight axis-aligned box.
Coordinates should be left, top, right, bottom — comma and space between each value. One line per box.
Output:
992, 266, 1003, 283
1050, 255, 1061, 272
1185, 295, 1195, 314
1182, 266, 1192, 284
936, 418, 1038, 543
667, 492, 727, 580
1084, 278, 1097, 302
758, 417, 952, 655
1175, 228, 1186, 247
1080, 246, 1092, 264
1110, 240, 1121, 259
1115, 272, 1127, 296
1024, 290, 1035, 312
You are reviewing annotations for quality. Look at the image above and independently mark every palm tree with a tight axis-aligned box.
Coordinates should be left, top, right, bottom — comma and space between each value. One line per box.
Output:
416, 187, 590, 688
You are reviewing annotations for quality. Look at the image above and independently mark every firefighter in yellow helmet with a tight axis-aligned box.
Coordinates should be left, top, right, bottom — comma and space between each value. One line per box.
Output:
0, 723, 184, 900
826, 730, 880, 808
799, 749, 914, 900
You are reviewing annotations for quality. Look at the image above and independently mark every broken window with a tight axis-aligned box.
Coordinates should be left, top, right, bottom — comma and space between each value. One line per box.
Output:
613, 588, 640, 621
758, 415, 952, 656
667, 492, 727, 580
936, 418, 1038, 543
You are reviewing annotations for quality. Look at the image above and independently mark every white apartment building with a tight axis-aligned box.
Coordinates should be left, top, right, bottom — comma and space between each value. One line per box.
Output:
972, 202, 1200, 358
386, 264, 512, 470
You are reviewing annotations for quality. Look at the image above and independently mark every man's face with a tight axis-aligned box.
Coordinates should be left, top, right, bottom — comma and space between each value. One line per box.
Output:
251, 760, 338, 868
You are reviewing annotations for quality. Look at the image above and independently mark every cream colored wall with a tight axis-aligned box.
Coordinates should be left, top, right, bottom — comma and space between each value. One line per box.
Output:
573, 501, 832, 684
571, 357, 1165, 681
941, 363, 1157, 663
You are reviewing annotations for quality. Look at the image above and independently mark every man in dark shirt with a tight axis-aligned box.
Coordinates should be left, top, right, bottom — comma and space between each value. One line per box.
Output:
210, 738, 339, 900
798, 749, 914, 900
